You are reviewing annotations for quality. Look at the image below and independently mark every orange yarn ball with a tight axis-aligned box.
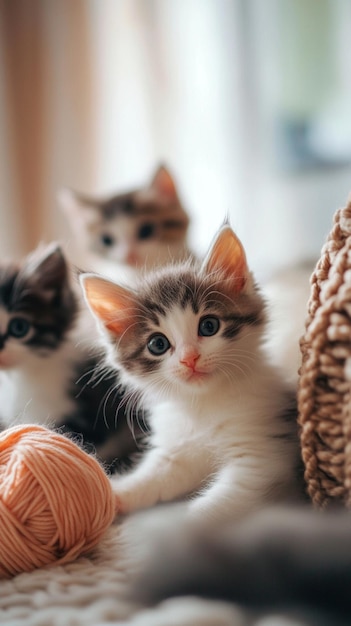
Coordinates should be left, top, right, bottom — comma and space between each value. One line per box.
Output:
0, 424, 118, 578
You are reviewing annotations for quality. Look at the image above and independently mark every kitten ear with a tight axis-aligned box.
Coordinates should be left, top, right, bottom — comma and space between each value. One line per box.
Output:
58, 188, 82, 214
202, 225, 249, 293
150, 165, 179, 201
80, 274, 137, 336
58, 188, 98, 220
25, 242, 68, 290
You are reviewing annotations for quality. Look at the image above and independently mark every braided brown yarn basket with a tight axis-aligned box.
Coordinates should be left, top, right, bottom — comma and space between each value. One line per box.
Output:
298, 196, 351, 508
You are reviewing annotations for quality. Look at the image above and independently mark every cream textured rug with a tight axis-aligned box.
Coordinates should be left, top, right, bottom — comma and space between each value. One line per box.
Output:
0, 512, 249, 626
1, 504, 313, 626
0, 519, 135, 626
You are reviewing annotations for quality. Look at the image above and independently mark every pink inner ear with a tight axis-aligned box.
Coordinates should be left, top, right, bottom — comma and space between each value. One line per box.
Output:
82, 276, 136, 336
151, 166, 178, 200
206, 227, 248, 293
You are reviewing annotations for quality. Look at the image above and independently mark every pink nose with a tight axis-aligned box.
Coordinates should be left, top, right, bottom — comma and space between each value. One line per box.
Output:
125, 251, 139, 266
180, 351, 200, 370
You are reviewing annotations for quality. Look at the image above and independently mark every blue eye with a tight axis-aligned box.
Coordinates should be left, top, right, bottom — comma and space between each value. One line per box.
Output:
147, 334, 170, 356
8, 317, 31, 339
198, 316, 220, 337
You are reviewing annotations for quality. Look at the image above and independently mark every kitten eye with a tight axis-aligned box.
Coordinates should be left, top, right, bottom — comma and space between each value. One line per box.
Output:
138, 223, 155, 240
8, 317, 31, 339
101, 233, 115, 247
147, 333, 170, 356
198, 316, 220, 337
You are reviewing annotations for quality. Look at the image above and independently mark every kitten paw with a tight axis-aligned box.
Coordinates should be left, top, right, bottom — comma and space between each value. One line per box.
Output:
113, 493, 125, 516
112, 490, 132, 515
110, 477, 142, 515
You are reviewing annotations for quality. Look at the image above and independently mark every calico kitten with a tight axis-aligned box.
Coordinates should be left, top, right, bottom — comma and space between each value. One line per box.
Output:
128, 503, 351, 626
0, 243, 145, 469
59, 164, 191, 280
81, 224, 304, 522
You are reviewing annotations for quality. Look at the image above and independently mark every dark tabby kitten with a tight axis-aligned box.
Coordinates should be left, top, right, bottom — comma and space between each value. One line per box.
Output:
0, 243, 145, 469
129, 503, 351, 626
59, 164, 191, 279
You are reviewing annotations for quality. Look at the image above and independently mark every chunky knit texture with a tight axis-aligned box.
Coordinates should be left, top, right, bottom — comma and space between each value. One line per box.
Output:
298, 196, 351, 508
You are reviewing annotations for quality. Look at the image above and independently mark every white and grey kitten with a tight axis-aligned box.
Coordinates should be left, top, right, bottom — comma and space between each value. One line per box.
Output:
81, 224, 304, 523
59, 164, 191, 282
0, 243, 145, 469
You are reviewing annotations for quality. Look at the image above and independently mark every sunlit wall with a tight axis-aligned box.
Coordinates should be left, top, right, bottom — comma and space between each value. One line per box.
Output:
1, 0, 351, 280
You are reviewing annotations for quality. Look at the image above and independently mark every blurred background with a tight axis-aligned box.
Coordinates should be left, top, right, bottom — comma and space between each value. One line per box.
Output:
1, 0, 351, 281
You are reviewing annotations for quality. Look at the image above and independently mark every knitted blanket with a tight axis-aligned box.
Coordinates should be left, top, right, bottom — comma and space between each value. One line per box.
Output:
0, 511, 260, 626
298, 196, 351, 508
0, 520, 135, 625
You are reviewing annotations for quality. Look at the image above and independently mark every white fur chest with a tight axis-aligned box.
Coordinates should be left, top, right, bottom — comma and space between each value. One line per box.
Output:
0, 341, 81, 428
149, 370, 294, 460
